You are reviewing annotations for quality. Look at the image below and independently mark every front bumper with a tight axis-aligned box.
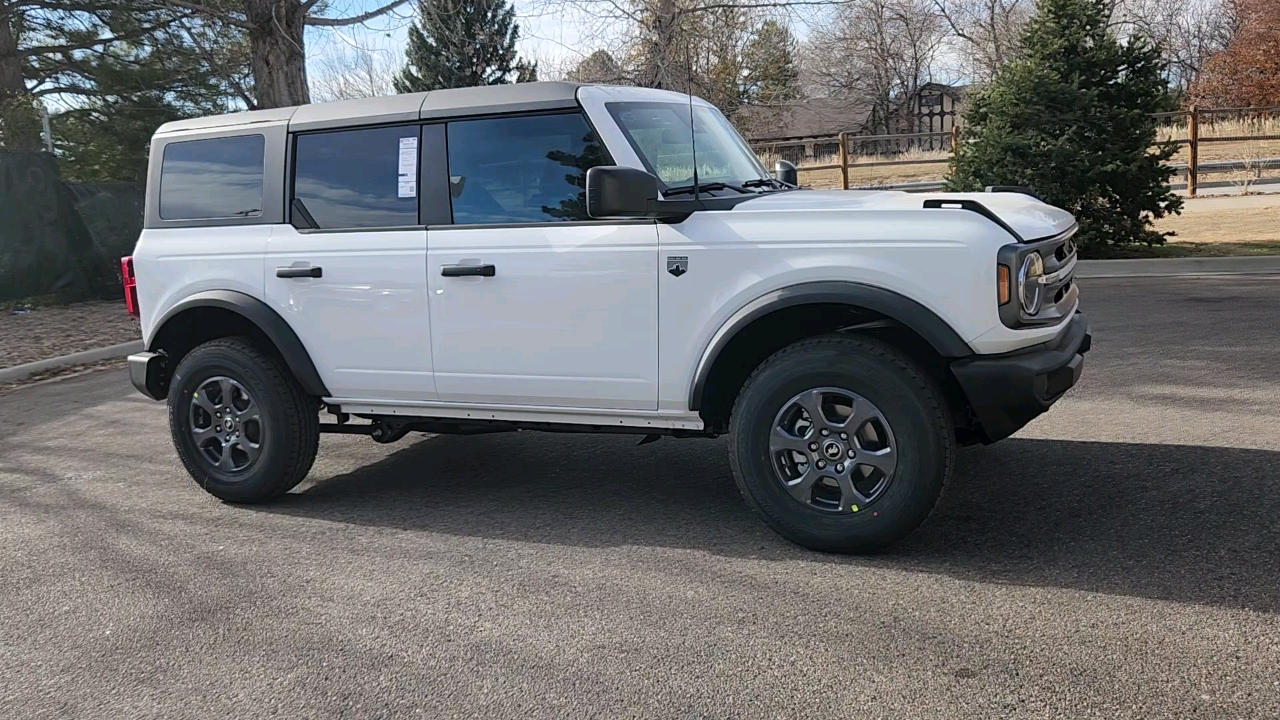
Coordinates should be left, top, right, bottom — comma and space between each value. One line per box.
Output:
950, 312, 1090, 443
128, 351, 168, 401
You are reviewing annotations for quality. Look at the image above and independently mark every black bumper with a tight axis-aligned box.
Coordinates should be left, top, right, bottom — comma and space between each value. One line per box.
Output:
128, 351, 168, 401
950, 313, 1090, 444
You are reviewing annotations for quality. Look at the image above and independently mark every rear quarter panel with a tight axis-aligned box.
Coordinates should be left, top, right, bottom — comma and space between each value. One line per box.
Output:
133, 226, 270, 345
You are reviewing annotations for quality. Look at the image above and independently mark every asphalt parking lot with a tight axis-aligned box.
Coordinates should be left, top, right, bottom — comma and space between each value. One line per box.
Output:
3, 276, 1279, 719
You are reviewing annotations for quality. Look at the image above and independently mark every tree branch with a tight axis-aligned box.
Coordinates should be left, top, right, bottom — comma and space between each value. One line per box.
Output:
18, 19, 185, 58
160, 0, 253, 30
305, 0, 411, 27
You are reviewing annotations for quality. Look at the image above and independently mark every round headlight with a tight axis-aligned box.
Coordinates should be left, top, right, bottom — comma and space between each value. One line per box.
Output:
1018, 252, 1045, 315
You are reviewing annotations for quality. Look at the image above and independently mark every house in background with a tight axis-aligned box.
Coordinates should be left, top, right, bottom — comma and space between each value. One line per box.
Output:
741, 83, 968, 163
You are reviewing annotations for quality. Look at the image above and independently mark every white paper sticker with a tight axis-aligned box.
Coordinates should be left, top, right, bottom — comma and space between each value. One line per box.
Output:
398, 136, 418, 176
398, 180, 417, 198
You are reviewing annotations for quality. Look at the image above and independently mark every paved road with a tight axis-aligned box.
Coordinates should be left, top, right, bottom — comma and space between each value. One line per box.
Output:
3, 277, 1280, 719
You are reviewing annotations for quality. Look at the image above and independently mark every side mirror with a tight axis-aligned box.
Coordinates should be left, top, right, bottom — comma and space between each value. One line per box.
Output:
586, 166, 662, 219
774, 160, 798, 187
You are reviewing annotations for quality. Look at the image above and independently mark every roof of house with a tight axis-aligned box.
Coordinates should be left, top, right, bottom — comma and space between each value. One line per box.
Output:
154, 82, 588, 136
738, 97, 875, 142
741, 84, 972, 142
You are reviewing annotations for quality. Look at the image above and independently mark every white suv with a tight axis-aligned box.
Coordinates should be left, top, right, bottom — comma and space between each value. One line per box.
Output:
124, 82, 1089, 552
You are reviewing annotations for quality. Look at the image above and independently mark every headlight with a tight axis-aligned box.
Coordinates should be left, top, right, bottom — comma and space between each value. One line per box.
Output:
1018, 252, 1044, 315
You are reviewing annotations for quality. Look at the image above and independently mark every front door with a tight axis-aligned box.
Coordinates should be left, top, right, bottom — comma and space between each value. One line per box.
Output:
426, 112, 659, 410
265, 124, 434, 401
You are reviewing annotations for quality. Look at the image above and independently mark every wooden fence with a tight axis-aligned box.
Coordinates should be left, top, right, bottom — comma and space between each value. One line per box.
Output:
752, 106, 1280, 196
1160, 106, 1280, 196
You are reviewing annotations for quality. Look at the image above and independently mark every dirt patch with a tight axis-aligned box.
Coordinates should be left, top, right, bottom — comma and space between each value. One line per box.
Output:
0, 301, 140, 369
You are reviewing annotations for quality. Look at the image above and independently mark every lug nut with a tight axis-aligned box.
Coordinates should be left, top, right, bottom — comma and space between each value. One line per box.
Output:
816, 461, 826, 469
840, 432, 848, 440
820, 429, 830, 437
836, 463, 845, 473
847, 448, 856, 458
808, 442, 819, 451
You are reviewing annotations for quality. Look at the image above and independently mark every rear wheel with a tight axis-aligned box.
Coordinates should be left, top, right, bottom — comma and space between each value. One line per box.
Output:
728, 335, 953, 553
168, 337, 319, 503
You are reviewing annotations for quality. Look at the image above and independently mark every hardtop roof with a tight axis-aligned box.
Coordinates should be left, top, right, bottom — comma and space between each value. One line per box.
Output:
153, 81, 588, 136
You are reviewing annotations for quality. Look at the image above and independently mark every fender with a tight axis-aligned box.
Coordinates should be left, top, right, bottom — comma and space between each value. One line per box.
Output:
150, 289, 330, 397
689, 281, 974, 410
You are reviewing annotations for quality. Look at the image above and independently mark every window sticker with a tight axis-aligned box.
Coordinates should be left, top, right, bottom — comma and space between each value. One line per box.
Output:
398, 136, 418, 198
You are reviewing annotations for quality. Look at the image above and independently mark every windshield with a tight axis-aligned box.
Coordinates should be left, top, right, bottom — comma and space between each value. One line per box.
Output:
606, 102, 771, 191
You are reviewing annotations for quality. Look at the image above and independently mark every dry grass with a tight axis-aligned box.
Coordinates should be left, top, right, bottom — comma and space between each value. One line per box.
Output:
1156, 201, 1280, 245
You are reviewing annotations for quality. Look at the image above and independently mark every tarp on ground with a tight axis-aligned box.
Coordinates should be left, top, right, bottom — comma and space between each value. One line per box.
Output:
0, 151, 142, 304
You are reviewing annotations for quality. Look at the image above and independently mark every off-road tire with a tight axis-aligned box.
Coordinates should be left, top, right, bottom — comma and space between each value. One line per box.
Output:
168, 337, 319, 503
728, 334, 953, 553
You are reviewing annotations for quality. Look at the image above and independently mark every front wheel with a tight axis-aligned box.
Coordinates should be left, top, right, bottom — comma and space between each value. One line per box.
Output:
168, 337, 319, 503
728, 335, 954, 553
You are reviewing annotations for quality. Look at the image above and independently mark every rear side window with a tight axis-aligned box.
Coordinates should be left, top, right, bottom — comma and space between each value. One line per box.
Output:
159, 135, 265, 220
292, 126, 420, 229
446, 113, 608, 224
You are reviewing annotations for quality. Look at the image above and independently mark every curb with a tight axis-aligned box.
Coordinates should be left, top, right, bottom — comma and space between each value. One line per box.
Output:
1076, 256, 1280, 279
0, 340, 143, 384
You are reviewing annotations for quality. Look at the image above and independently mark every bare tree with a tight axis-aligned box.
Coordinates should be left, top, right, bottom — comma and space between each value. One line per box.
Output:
146, 0, 414, 108
1114, 0, 1236, 95
804, 0, 944, 132
931, 0, 1031, 81
310, 43, 399, 102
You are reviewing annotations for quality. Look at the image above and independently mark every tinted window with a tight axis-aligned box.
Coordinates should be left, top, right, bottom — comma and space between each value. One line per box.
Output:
160, 135, 264, 220
446, 113, 607, 224
293, 126, 420, 229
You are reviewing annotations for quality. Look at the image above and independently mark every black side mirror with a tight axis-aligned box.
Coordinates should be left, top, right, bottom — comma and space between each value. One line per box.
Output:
774, 160, 798, 187
586, 166, 662, 219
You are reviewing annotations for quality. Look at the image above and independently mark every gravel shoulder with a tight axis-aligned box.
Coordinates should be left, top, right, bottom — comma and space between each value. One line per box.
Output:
0, 301, 139, 369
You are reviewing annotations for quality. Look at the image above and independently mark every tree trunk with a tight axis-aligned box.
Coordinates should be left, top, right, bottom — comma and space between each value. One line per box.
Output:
0, 6, 42, 150
245, 0, 309, 108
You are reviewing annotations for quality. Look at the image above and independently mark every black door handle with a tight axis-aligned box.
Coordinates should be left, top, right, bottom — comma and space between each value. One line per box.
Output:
277, 266, 322, 279
441, 264, 496, 277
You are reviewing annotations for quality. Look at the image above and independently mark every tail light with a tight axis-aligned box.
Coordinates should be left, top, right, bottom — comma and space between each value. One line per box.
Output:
121, 256, 139, 318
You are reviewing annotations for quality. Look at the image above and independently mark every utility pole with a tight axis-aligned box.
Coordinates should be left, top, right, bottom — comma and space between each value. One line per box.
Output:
40, 103, 53, 153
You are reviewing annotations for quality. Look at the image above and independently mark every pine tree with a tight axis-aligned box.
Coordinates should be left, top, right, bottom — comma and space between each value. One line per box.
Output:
394, 0, 537, 93
742, 19, 799, 108
947, 0, 1182, 251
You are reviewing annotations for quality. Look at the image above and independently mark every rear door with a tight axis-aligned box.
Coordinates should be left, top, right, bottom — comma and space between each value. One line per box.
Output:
265, 123, 444, 402
426, 112, 660, 410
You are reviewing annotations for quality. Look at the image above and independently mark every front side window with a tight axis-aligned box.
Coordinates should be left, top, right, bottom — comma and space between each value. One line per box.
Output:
606, 102, 771, 190
160, 135, 264, 220
446, 113, 608, 224
293, 126, 420, 229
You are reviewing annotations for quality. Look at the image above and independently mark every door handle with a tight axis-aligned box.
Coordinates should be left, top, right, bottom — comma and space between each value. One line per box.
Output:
277, 266, 322, 279
441, 264, 496, 277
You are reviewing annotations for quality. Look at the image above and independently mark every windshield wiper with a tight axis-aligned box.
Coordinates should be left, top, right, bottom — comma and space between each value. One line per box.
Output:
740, 178, 789, 191
663, 181, 749, 198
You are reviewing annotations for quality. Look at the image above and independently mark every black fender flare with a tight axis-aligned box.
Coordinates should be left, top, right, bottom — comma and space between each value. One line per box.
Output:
149, 289, 330, 397
689, 281, 973, 410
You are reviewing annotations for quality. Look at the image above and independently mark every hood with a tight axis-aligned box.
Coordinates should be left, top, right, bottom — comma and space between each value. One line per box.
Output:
734, 190, 1076, 242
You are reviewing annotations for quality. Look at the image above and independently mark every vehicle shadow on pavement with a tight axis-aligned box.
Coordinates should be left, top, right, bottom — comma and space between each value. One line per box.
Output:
258, 431, 1280, 614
